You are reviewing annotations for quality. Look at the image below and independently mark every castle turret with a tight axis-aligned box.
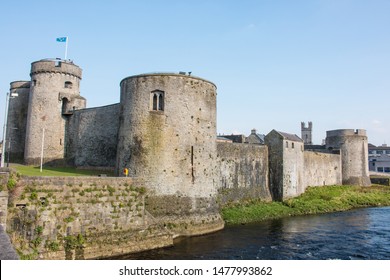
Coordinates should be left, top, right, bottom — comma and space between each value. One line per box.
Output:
6, 81, 30, 163
116, 73, 223, 235
24, 59, 86, 165
325, 129, 370, 186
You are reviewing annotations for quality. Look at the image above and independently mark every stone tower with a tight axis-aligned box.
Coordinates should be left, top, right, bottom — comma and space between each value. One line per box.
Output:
265, 130, 305, 201
24, 59, 86, 165
301, 121, 313, 145
116, 73, 224, 235
6, 81, 30, 162
325, 129, 370, 186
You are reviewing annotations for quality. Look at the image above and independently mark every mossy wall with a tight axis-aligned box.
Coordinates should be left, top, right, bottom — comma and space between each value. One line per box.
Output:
217, 142, 271, 205
6, 176, 172, 259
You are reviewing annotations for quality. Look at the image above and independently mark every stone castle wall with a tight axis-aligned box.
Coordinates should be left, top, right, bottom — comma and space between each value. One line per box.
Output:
326, 129, 370, 186
6, 176, 173, 259
116, 74, 224, 236
7, 82, 30, 163
66, 104, 120, 167
24, 59, 85, 165
304, 151, 342, 188
217, 142, 271, 205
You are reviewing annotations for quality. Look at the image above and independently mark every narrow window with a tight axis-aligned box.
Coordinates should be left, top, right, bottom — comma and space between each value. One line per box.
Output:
292, 142, 295, 149
153, 94, 158, 110
64, 81, 73, 89
33, 80, 37, 86
151, 90, 165, 112
158, 93, 164, 111
286, 141, 288, 148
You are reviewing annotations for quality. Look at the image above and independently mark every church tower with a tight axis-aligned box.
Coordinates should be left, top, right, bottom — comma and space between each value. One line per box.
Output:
301, 121, 313, 145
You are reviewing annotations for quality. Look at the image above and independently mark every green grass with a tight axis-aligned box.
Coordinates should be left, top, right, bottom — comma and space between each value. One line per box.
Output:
10, 164, 115, 177
221, 185, 390, 225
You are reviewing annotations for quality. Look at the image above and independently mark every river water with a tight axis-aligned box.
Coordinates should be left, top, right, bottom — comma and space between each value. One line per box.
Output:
116, 207, 390, 260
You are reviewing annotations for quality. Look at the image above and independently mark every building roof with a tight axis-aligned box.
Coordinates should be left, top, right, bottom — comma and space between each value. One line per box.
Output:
245, 129, 265, 144
276, 131, 303, 142
369, 145, 390, 151
216, 136, 233, 143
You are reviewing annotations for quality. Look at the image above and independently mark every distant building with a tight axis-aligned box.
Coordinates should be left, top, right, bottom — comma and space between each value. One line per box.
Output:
368, 144, 390, 173
245, 129, 265, 145
301, 121, 313, 145
216, 136, 233, 143
220, 134, 246, 143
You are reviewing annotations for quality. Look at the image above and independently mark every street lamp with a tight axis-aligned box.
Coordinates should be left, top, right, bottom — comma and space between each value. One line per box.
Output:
1, 92, 18, 168
7, 128, 18, 167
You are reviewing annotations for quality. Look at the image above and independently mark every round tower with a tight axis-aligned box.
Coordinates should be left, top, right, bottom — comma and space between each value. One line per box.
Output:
116, 73, 223, 235
326, 129, 370, 186
24, 59, 86, 165
6, 81, 31, 162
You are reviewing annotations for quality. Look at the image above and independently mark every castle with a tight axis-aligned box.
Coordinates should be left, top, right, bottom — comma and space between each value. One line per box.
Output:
3, 58, 371, 242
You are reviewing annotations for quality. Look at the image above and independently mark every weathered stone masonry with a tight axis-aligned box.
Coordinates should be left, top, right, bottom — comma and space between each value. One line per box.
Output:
217, 142, 271, 205
2, 58, 371, 259
6, 176, 173, 260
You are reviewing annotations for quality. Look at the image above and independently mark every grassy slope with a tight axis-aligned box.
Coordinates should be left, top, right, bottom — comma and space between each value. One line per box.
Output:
10, 164, 114, 177
221, 185, 390, 225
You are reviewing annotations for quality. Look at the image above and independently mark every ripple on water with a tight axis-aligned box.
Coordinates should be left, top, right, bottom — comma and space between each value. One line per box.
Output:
113, 207, 390, 260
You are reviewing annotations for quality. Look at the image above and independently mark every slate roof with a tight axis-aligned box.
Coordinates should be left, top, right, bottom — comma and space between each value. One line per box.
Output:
276, 131, 303, 142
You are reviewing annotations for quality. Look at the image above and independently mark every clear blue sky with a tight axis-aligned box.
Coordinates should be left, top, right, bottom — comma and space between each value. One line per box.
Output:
1, 0, 389, 145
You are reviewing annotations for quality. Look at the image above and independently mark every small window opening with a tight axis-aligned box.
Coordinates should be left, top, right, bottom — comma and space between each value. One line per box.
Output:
153, 94, 158, 110
286, 141, 288, 148
292, 142, 295, 149
64, 81, 73, 89
151, 90, 165, 111
158, 94, 164, 110
33, 80, 37, 86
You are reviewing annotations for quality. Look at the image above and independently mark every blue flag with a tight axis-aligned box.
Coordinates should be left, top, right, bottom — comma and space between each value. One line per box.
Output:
56, 37, 67, 42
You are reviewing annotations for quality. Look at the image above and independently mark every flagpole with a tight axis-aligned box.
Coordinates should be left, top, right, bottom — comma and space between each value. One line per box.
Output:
65, 36, 68, 60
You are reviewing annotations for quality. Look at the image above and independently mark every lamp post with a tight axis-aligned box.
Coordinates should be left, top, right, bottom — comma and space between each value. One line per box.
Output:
1, 92, 18, 168
6, 128, 18, 167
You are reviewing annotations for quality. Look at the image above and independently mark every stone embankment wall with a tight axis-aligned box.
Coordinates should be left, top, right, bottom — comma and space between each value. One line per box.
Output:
217, 142, 271, 205
66, 104, 120, 168
304, 151, 342, 188
6, 176, 172, 260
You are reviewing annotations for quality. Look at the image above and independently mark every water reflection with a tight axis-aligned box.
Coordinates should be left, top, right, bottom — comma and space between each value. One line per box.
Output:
113, 207, 390, 260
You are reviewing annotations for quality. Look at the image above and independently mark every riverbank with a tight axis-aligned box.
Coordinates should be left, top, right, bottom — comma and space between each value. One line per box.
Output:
221, 185, 390, 225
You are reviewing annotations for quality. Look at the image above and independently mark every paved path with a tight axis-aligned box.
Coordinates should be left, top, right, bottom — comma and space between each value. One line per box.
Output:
0, 225, 19, 260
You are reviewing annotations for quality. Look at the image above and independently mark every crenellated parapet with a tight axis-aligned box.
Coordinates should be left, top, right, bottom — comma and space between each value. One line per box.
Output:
30, 59, 82, 79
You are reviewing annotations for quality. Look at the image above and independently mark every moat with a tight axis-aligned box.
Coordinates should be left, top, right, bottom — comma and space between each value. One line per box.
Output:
114, 206, 390, 260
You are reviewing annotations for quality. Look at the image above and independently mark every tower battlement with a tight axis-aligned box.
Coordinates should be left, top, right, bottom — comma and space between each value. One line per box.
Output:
10, 81, 30, 90
326, 129, 367, 137
30, 59, 82, 79
301, 121, 313, 145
